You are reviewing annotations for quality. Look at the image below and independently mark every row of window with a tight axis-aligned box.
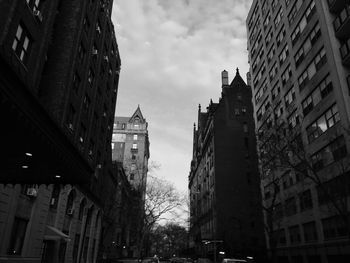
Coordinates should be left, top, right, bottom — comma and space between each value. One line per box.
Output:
274, 213, 349, 247
302, 74, 333, 116
295, 22, 321, 67
298, 47, 327, 91
311, 136, 347, 171
306, 103, 339, 143
291, 0, 316, 46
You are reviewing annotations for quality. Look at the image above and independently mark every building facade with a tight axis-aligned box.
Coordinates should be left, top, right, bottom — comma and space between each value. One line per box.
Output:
247, 0, 350, 262
0, 0, 121, 262
189, 70, 266, 261
112, 106, 150, 192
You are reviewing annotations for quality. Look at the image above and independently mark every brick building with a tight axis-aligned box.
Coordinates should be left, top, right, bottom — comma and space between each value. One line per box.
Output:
246, 0, 350, 262
188, 70, 266, 261
0, 0, 121, 262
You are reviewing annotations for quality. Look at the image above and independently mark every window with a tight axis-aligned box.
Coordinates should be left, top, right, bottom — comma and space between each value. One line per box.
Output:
294, 23, 321, 67
306, 104, 340, 143
72, 72, 81, 92
263, 11, 271, 29
132, 143, 138, 149
269, 62, 278, 81
288, 225, 301, 244
241, 107, 247, 114
12, 23, 31, 63
78, 199, 86, 220
322, 215, 348, 239
281, 64, 292, 85
279, 44, 289, 65
26, 0, 42, 11
130, 174, 135, 180
282, 170, 294, 189
303, 221, 318, 242
288, 0, 304, 25
133, 134, 138, 140
257, 98, 271, 121
285, 197, 297, 216
83, 94, 90, 111
234, 108, 240, 115
288, 110, 300, 129
267, 44, 275, 63
271, 82, 280, 100
252, 49, 264, 72
253, 62, 266, 87
78, 43, 85, 62
317, 172, 350, 205
8, 217, 28, 255
88, 68, 94, 84
265, 28, 273, 47
255, 78, 268, 103
50, 185, 60, 210
311, 136, 347, 171
299, 189, 313, 211
274, 102, 284, 119
274, 8, 284, 28
243, 123, 248, 133
291, 0, 316, 45
66, 104, 76, 131
298, 47, 327, 90
284, 86, 296, 107
79, 124, 86, 144
276, 26, 286, 47
88, 139, 94, 156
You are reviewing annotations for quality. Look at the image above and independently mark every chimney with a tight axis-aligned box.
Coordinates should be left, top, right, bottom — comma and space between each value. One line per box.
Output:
221, 70, 229, 86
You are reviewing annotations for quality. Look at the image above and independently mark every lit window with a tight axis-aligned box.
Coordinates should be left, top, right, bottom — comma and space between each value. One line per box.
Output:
133, 134, 138, 140
12, 23, 31, 63
132, 143, 137, 149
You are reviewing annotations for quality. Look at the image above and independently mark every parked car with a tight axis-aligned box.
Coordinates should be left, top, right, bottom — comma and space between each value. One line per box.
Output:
222, 259, 247, 263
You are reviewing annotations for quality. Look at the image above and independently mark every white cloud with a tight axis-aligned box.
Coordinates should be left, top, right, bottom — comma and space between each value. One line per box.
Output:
112, 0, 253, 192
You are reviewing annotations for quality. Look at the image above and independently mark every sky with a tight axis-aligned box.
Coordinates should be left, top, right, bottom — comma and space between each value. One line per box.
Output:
111, 0, 253, 193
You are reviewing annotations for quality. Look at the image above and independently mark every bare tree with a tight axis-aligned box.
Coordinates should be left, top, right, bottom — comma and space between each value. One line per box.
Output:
137, 176, 184, 257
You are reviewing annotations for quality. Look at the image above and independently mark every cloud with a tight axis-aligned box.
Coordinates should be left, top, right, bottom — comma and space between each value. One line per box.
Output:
112, 0, 253, 191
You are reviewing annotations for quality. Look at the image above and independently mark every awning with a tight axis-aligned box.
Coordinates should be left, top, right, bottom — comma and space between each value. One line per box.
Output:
44, 226, 71, 242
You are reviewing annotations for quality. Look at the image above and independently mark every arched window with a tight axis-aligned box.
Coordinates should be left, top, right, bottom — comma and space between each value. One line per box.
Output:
66, 189, 76, 216
50, 184, 61, 209
78, 198, 86, 220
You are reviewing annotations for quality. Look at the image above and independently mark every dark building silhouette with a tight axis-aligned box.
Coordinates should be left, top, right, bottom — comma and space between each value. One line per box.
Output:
0, 0, 121, 262
0, 0, 121, 184
189, 69, 266, 261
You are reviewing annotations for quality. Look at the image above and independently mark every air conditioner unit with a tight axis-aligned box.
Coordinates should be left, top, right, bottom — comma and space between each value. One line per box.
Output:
97, 164, 102, 169
33, 10, 43, 22
26, 187, 37, 197
92, 49, 98, 55
67, 209, 74, 215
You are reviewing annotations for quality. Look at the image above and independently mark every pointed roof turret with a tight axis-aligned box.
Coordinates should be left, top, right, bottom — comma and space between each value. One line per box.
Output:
129, 105, 145, 123
229, 67, 247, 88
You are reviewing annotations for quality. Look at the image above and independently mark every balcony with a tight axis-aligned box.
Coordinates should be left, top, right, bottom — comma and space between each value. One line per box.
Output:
327, 0, 347, 13
340, 38, 350, 66
333, 5, 350, 39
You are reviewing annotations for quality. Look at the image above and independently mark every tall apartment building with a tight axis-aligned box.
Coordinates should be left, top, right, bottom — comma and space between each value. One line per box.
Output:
247, 0, 350, 262
112, 106, 150, 192
0, 0, 121, 262
188, 70, 266, 261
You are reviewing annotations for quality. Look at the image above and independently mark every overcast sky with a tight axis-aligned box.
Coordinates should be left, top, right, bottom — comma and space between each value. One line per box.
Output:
112, 0, 253, 192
